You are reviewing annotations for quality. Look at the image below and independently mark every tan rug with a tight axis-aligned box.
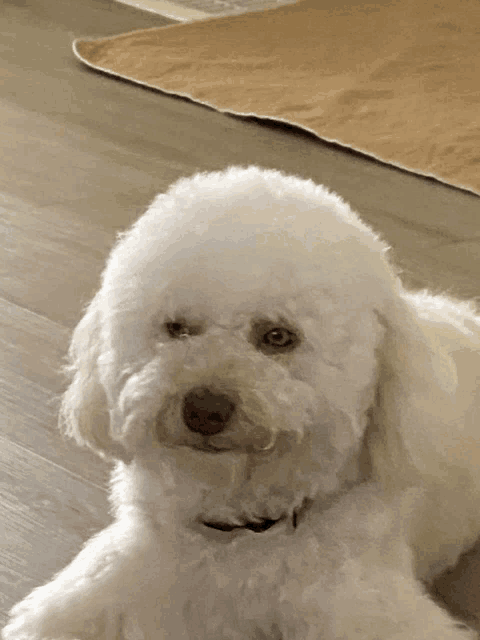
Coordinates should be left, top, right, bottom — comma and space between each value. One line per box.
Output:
74, 0, 480, 195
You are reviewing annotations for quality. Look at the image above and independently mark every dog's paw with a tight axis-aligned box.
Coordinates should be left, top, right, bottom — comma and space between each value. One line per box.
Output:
2, 588, 108, 640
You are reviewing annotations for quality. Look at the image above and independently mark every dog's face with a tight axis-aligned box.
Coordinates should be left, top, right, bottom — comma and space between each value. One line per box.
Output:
66, 167, 397, 535
108, 253, 385, 535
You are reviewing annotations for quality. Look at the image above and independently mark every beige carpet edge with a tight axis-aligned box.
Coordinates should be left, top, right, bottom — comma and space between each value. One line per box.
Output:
73, 37, 480, 198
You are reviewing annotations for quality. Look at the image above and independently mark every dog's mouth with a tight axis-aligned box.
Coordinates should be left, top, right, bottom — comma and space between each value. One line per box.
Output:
202, 498, 312, 534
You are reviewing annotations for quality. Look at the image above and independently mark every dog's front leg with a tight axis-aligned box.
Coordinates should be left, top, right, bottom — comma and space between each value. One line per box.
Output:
2, 521, 145, 640
287, 484, 477, 640
319, 556, 475, 640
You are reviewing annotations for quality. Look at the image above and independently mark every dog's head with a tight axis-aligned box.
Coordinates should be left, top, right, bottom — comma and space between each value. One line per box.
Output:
60, 167, 459, 533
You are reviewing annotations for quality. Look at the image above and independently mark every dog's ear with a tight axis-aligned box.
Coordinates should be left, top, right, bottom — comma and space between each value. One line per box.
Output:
367, 283, 460, 492
59, 294, 130, 462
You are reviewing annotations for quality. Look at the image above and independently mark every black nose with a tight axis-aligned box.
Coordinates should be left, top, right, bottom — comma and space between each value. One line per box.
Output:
183, 387, 235, 436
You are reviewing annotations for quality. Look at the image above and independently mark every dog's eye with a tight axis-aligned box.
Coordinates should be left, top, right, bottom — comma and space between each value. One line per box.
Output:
262, 327, 298, 351
165, 321, 200, 339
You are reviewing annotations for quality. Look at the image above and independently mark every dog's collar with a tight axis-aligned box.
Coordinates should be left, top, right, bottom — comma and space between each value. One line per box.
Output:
203, 517, 284, 533
201, 497, 313, 534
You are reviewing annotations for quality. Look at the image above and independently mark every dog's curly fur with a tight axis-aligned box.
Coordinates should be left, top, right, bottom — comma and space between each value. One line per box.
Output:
4, 166, 480, 639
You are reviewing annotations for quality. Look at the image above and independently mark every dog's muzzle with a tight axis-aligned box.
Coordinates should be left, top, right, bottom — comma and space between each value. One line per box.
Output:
183, 387, 236, 436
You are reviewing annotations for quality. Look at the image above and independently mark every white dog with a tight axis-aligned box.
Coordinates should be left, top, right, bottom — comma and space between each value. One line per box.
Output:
4, 166, 480, 640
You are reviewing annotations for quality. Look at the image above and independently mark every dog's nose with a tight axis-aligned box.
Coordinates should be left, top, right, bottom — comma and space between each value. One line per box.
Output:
183, 387, 235, 436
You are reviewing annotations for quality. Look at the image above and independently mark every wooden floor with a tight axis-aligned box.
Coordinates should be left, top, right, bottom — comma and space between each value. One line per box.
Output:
1, 0, 480, 630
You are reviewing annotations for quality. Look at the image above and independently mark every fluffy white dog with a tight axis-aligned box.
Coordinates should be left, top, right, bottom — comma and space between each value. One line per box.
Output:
4, 166, 480, 640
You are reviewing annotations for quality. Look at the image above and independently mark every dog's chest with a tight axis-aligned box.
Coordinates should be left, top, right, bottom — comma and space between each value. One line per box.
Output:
121, 524, 329, 640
